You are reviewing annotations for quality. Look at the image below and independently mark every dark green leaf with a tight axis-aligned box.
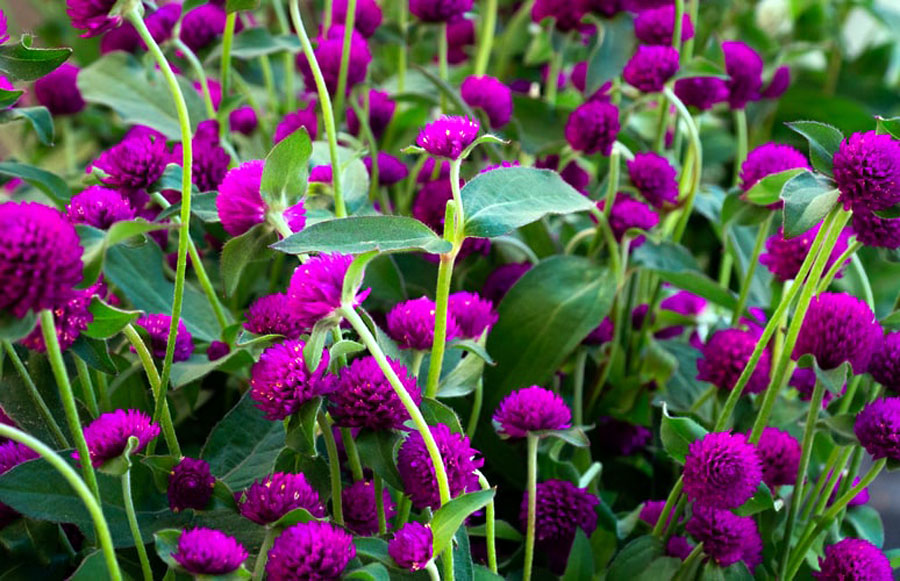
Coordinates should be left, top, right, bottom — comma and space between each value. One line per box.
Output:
261, 127, 312, 207
744, 168, 809, 206
734, 482, 775, 516
844, 505, 884, 547
533, 426, 591, 447
221, 224, 277, 296
780, 171, 839, 238
421, 398, 465, 434
0, 351, 66, 446
169, 350, 254, 388
721, 192, 770, 226
699, 561, 754, 580
158, 191, 219, 222
452, 527, 474, 581
0, 106, 54, 145
271, 507, 320, 529
814, 360, 850, 394
355, 430, 404, 491
430, 489, 496, 556
0, 161, 70, 205
70, 550, 125, 581
215, 28, 301, 59
153, 529, 180, 568
467, 519, 523, 541
273, 216, 451, 255
0, 311, 37, 342
285, 397, 322, 455
876, 116, 900, 139
660, 403, 708, 464
449, 339, 494, 366
0, 39, 71, 82
607, 536, 665, 579
585, 14, 634, 94
819, 413, 857, 445
562, 528, 594, 581
635, 557, 683, 580
329, 340, 365, 361
84, 298, 141, 340
786, 121, 844, 175
674, 57, 727, 80
0, 88, 23, 108
438, 350, 485, 398
71, 336, 116, 374
345, 563, 391, 581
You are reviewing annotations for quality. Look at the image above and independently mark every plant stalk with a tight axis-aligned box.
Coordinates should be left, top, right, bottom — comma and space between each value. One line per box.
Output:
523, 433, 538, 581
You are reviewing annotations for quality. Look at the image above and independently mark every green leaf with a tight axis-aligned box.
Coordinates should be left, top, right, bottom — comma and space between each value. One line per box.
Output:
660, 403, 708, 464
467, 520, 523, 541
355, 430, 404, 491
285, 397, 322, 455
261, 127, 312, 207
0, 88, 23, 108
0, 351, 66, 447
329, 339, 365, 361
169, 349, 255, 388
721, 192, 771, 226
430, 489, 496, 556
452, 527, 475, 581
876, 116, 900, 139
533, 426, 591, 447
0, 311, 37, 342
271, 507, 321, 529
0, 39, 71, 82
0, 161, 70, 206
585, 14, 634, 94
819, 413, 858, 446
309, 141, 370, 214
635, 557, 683, 580
734, 482, 776, 516
814, 360, 850, 393
304, 320, 331, 373
461, 168, 595, 239
70, 550, 127, 581
607, 536, 665, 579
786, 120, 844, 175
700, 561, 754, 580
345, 563, 391, 581
78, 220, 170, 286
153, 529, 180, 568
213, 28, 301, 60
744, 168, 809, 206
780, 171, 839, 238
438, 350, 486, 398
0, 106, 54, 145
562, 528, 594, 581
221, 224, 277, 296
71, 336, 116, 374
272, 216, 452, 255
225, 0, 259, 12
844, 505, 884, 547
84, 298, 141, 340
674, 56, 727, 80
341, 250, 378, 307
449, 339, 494, 366
421, 398, 465, 434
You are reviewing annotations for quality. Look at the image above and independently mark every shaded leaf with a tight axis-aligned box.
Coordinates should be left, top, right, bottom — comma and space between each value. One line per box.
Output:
430, 489, 496, 556
660, 403, 708, 464
786, 120, 844, 175
273, 216, 451, 255
0, 39, 71, 81
780, 171, 839, 238
0, 106, 54, 145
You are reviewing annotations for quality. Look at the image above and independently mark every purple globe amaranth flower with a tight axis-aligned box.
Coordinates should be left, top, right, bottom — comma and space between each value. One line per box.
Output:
297, 26, 371, 96
0, 201, 84, 318
0, 442, 38, 528
594, 416, 652, 455
761, 224, 851, 282
135, 314, 194, 362
793, 292, 881, 372
327, 356, 420, 431
347, 90, 395, 139
686, 505, 762, 570
342, 479, 396, 536
722, 41, 763, 109
229, 105, 258, 136
250, 340, 329, 421
461, 75, 513, 128
674, 76, 729, 110
216, 160, 266, 236
869, 332, 900, 392
93, 135, 168, 190
309, 165, 333, 184
754, 427, 801, 488
74, 409, 160, 468
0, 10, 8, 45
389, 522, 433, 571
597, 193, 659, 245
634, 5, 694, 45
171, 120, 230, 193
740, 142, 810, 194
66, 186, 135, 229
833, 130, 900, 213
387, 297, 461, 350
531, 0, 587, 32
287, 253, 370, 329
398, 423, 483, 509
67, 0, 120, 37
683, 431, 763, 509
790, 367, 841, 407
168, 457, 215, 513
207, 341, 229, 361
172, 528, 247, 575
266, 521, 355, 581
274, 105, 318, 143
697, 328, 771, 395
410, 0, 472, 22
628, 152, 679, 209
584, 317, 614, 345
762, 66, 791, 99
448, 292, 497, 339
100, 24, 140, 53
245, 293, 305, 339
332, 0, 382, 37
520, 480, 599, 572
827, 474, 870, 508
180, 3, 227, 52
667, 536, 695, 560
855, 397, 900, 461
365, 152, 409, 186
814, 538, 892, 580
483, 262, 531, 304
852, 211, 900, 249
446, 16, 475, 63
33, 63, 85, 116
537, 155, 592, 194
565, 100, 619, 155
236, 472, 326, 525
623, 45, 680, 93
141, 3, 180, 47
20, 284, 98, 352
416, 116, 480, 160
639, 500, 668, 527
493, 386, 572, 439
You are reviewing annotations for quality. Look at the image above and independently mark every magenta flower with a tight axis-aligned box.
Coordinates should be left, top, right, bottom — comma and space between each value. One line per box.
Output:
229, 105, 258, 136
584, 317, 614, 345
531, 0, 587, 32
493, 386, 572, 439
697, 328, 771, 395
667, 536, 695, 560
461, 75, 513, 128
387, 297, 461, 350
754, 427, 801, 488
674, 76, 729, 110
309, 165, 333, 184
686, 505, 762, 569
482, 262, 531, 305
623, 45, 680, 93
0, 10, 8, 44
274, 105, 319, 143
0, 442, 38, 527
74, 409, 160, 468
398, 423, 483, 509
639, 500, 668, 527
760, 224, 851, 282
416, 116, 480, 160
179, 3, 227, 52
855, 398, 900, 461
833, 130, 900, 213
20, 284, 98, 352
250, 340, 329, 421
410, 0, 473, 23
287, 253, 370, 329
244, 293, 305, 339
448, 292, 498, 339
168, 457, 215, 513
34, 63, 85, 116
520, 480, 599, 572
634, 5, 694, 45
446, 16, 475, 62
389, 522, 433, 571
683, 432, 763, 509
93, 135, 169, 190
236, 472, 326, 525
852, 211, 900, 249
566, 100, 619, 156
141, 3, 180, 47
365, 152, 409, 186
347, 89, 395, 139
594, 416, 652, 455
171, 120, 230, 193
172, 528, 247, 575
739, 142, 810, 195
328, 355, 420, 430
266, 522, 355, 581
67, 0, 120, 37
722, 41, 763, 109
793, 292, 881, 372
814, 539, 892, 580
869, 332, 900, 393
628, 152, 679, 209
66, 186, 135, 229
135, 314, 194, 362
342, 479, 396, 536
597, 193, 659, 245
332, 0, 383, 37
297, 26, 371, 95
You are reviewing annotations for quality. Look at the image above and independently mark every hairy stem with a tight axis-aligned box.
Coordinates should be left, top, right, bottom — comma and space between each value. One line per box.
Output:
523, 434, 538, 581
731, 213, 773, 325
122, 469, 153, 581
318, 411, 344, 524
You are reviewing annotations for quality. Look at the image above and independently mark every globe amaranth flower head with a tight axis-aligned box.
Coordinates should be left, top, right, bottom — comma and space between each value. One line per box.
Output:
639, 500, 669, 527
180, 3, 227, 52
520, 480, 599, 572
33, 63, 85, 116
297, 26, 371, 96
0, 201, 84, 318
250, 340, 329, 421
761, 223, 851, 282
722, 41, 764, 109
790, 367, 843, 407
739, 142, 810, 196
793, 292, 881, 372
0, 10, 8, 45
66, 186, 135, 229
852, 210, 900, 249
266, 521, 355, 581
446, 16, 475, 63
20, 283, 99, 352
683, 431, 763, 509
387, 297, 462, 350
869, 331, 900, 393
833, 130, 900, 213
348, 89, 395, 139
74, 409, 160, 468
566, 100, 619, 156
67, 0, 120, 37
229, 105, 258, 136
623, 45, 680, 93
172, 528, 248, 575
460, 75, 513, 128
168, 457, 215, 513
287, 252, 370, 330
171, 120, 230, 193
365, 152, 409, 186
854, 398, 900, 461
814, 538, 892, 580
216, 160, 268, 237
753, 427, 801, 488
483, 262, 531, 305
627, 152, 679, 209
410, 0, 472, 23
448, 292, 498, 339
389, 522, 433, 571
274, 105, 319, 143
697, 328, 772, 395
236, 472, 326, 525
531, 0, 587, 32
0, 442, 38, 528
244, 293, 306, 339
135, 314, 194, 363
342, 479, 396, 536
327, 355, 421, 431
93, 135, 169, 190
309, 165, 334, 185
493, 386, 572, 439
674, 76, 729, 110
686, 505, 762, 570
332, 0, 383, 37
634, 5, 694, 45
140, 3, 181, 48
398, 423, 483, 509
416, 115, 480, 160
597, 193, 660, 245
594, 416, 652, 455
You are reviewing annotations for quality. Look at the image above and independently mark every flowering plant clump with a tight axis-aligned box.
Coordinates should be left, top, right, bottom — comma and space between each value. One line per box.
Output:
1, 1, 900, 579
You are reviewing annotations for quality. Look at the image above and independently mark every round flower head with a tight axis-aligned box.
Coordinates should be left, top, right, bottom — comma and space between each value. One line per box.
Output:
761, 224, 851, 282
309, 165, 333, 184
174, 120, 230, 193
347, 90, 395, 139
855, 397, 900, 461
250, 340, 329, 421
297, 26, 371, 95
0, 442, 38, 528
565, 100, 619, 155
869, 332, 900, 392
20, 284, 98, 352
332, 0, 382, 37
814, 538, 892, 580
207, 341, 229, 361
761, 65, 791, 99
141, 3, 180, 47
623, 45, 680, 93
416, 116, 480, 160
283, 200, 307, 233
461, 75, 513, 128
833, 130, 900, 213
287, 253, 370, 330
0, 10, 8, 45
598, 193, 659, 245
754, 427, 801, 488
135, 314, 194, 362
448, 292, 497, 339
93, 135, 168, 190
410, 0, 472, 23
389, 522, 433, 570
697, 328, 772, 395
594, 416, 652, 455
244, 293, 305, 339
180, 3, 227, 52
274, 105, 318, 143
67, 0, 120, 37
493, 386, 572, 439
740, 142, 810, 194
365, 152, 409, 186
483, 262, 531, 304
667, 536, 694, 560
628, 152, 678, 209
398, 423, 483, 509
639, 500, 668, 527
519, 480, 599, 571
168, 457, 215, 512
531, 0, 587, 32
0, 201, 84, 318
74, 409, 160, 468
674, 76, 729, 110
265, 521, 355, 581
722, 41, 763, 109
686, 505, 762, 569
584, 317, 614, 345
33, 63, 85, 116
683, 431, 763, 509
852, 211, 900, 249
446, 16, 475, 63
66, 186, 135, 229
236, 472, 326, 525
793, 292, 881, 372
229, 105, 258, 136
387, 297, 461, 350
634, 5, 694, 45
172, 528, 247, 575
328, 356, 421, 430
342, 479, 396, 536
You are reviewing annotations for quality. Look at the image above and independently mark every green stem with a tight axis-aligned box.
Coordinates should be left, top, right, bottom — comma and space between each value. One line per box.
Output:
672, 0, 685, 50
523, 434, 538, 581
220, 11, 237, 99
95, 371, 111, 413
397, 0, 408, 92
652, 95, 668, 153
0, 424, 121, 580
333, 0, 358, 125
476, 471, 498, 574
664, 87, 702, 244
818, 240, 860, 293
808, 446, 853, 522
544, 46, 562, 106
341, 427, 364, 481
425, 561, 441, 581
689, 384, 716, 413
2, 341, 68, 447
374, 476, 387, 535
122, 469, 152, 581
572, 349, 587, 426
799, 445, 841, 523
731, 213, 772, 324
39, 311, 100, 500
173, 39, 216, 119
474, 0, 498, 75
270, 0, 296, 113
318, 411, 344, 525
74, 357, 99, 419
395, 494, 411, 528
466, 379, 483, 439
651, 476, 683, 536
253, 527, 277, 580
732, 108, 748, 188
681, 0, 699, 60
438, 22, 449, 113
673, 543, 704, 581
